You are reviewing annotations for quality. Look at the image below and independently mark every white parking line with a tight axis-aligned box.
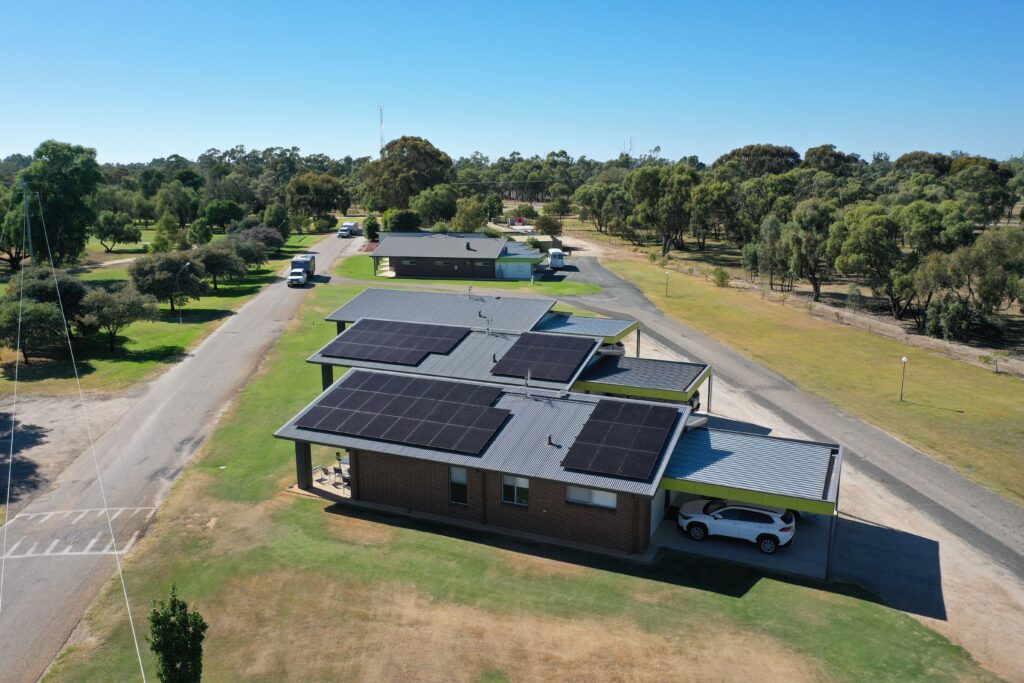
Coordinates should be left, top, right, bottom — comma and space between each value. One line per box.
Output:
102, 542, 112, 553
44, 539, 61, 554
26, 542, 39, 556
36, 512, 53, 524
84, 535, 100, 553
121, 532, 140, 554
61, 542, 76, 554
7, 539, 22, 555
109, 509, 124, 521
146, 508, 157, 521
72, 511, 89, 524
95, 510, 105, 519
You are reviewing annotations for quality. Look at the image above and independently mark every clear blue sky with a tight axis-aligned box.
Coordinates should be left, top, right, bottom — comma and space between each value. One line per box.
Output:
2, 1, 1022, 164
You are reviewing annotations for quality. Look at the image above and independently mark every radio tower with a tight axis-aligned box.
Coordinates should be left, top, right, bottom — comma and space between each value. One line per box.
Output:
378, 104, 384, 155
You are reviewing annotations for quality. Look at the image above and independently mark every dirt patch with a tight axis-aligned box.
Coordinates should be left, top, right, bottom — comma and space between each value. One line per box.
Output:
206, 571, 824, 682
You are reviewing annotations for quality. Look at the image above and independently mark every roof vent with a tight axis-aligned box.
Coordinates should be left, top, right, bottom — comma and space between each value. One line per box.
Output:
465, 242, 472, 251
547, 434, 556, 447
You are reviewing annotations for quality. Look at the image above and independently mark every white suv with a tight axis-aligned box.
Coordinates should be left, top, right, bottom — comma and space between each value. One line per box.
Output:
677, 499, 796, 554
286, 268, 308, 287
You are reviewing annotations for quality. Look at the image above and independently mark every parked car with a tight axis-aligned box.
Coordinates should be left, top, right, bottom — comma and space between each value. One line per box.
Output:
286, 268, 308, 287
596, 341, 626, 356
677, 499, 796, 554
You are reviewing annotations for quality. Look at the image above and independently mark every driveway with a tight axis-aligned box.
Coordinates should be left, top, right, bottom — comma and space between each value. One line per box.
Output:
0, 234, 363, 683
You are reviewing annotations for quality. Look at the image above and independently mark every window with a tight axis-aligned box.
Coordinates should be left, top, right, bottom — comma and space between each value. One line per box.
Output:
475, 261, 488, 267
401, 259, 417, 266
501, 475, 529, 506
737, 510, 773, 524
435, 260, 449, 266
566, 485, 617, 509
717, 509, 745, 520
449, 466, 467, 505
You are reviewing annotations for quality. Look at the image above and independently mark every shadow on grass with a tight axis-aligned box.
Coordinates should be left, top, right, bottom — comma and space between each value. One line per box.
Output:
0, 412, 46, 503
166, 308, 234, 325
319, 499, 946, 619
1, 355, 96, 382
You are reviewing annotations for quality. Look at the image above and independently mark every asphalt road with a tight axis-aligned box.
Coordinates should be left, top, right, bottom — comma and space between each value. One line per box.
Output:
565, 256, 1024, 582
0, 235, 362, 683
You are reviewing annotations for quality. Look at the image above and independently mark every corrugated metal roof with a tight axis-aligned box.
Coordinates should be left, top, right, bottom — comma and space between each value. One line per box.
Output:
664, 428, 839, 502
374, 234, 507, 259
326, 289, 555, 331
500, 240, 544, 259
310, 327, 597, 391
578, 356, 708, 393
534, 313, 637, 339
276, 369, 689, 496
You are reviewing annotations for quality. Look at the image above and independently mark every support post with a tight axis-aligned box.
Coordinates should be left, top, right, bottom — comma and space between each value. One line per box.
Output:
335, 321, 346, 335
707, 373, 713, 413
636, 328, 640, 357
321, 364, 334, 391
295, 441, 313, 491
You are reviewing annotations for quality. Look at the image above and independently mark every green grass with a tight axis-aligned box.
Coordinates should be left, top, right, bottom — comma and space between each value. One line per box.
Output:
608, 259, 1024, 505
0, 233, 327, 394
335, 254, 602, 296
45, 281, 993, 682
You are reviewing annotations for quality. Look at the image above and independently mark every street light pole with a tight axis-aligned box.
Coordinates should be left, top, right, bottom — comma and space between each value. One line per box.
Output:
665, 270, 669, 297
899, 356, 908, 402
174, 261, 191, 325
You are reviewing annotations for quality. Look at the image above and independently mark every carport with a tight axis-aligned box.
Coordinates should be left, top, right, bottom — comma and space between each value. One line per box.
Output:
654, 426, 843, 580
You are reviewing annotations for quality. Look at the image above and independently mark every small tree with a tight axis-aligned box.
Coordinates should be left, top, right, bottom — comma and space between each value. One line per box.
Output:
187, 217, 213, 246
534, 215, 563, 239
129, 252, 207, 313
148, 585, 208, 683
515, 204, 539, 220
224, 236, 267, 270
239, 226, 285, 254
452, 196, 487, 232
203, 199, 245, 229
713, 267, 729, 287
192, 244, 247, 290
364, 215, 380, 241
82, 287, 159, 349
0, 300, 65, 363
92, 210, 142, 252
151, 212, 184, 253
262, 202, 290, 239
381, 208, 420, 232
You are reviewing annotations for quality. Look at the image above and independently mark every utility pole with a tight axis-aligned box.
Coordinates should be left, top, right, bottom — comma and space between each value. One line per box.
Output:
22, 179, 34, 263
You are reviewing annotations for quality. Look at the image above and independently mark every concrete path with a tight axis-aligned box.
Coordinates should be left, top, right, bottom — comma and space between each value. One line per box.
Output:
0, 235, 362, 683
564, 256, 1024, 580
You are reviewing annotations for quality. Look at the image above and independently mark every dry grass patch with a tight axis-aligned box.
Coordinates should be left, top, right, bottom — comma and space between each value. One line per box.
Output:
494, 547, 589, 578
322, 507, 396, 546
205, 572, 824, 683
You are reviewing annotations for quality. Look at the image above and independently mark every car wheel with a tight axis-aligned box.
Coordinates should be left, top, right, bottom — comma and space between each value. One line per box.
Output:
688, 523, 707, 541
757, 535, 779, 554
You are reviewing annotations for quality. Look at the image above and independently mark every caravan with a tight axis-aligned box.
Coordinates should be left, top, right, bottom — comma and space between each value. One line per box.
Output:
548, 248, 565, 270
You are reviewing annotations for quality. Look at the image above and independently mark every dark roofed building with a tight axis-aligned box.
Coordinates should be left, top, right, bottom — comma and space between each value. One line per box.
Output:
372, 233, 544, 280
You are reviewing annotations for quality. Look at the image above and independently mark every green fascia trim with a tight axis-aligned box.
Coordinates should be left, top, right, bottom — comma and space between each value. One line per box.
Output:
660, 478, 837, 516
605, 320, 640, 344
497, 256, 545, 263
685, 366, 713, 394
572, 380, 690, 401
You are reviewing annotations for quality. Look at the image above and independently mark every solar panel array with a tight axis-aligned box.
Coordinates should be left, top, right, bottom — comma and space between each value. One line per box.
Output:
295, 370, 510, 455
561, 399, 679, 480
320, 319, 469, 366
490, 333, 597, 383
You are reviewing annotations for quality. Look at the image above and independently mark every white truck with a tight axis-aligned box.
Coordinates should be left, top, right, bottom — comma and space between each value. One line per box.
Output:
337, 221, 358, 238
288, 254, 316, 287
548, 248, 565, 270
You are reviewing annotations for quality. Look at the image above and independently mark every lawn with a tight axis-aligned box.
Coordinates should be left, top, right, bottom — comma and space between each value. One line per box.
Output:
81, 228, 157, 263
0, 233, 327, 394
607, 258, 1024, 505
45, 281, 992, 682
335, 254, 602, 296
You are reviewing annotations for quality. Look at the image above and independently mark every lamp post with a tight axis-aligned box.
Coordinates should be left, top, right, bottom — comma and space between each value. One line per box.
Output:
665, 270, 669, 297
899, 356, 908, 402
174, 261, 191, 325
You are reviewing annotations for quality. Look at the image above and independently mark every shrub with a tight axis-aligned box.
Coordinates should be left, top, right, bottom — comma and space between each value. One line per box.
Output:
364, 215, 380, 241
846, 285, 863, 311
515, 203, 539, 219
713, 266, 729, 287
239, 226, 285, 253
382, 208, 420, 232
534, 215, 563, 238
225, 215, 261, 234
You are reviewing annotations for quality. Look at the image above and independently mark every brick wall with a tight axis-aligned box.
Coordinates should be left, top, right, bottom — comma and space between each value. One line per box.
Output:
349, 449, 651, 553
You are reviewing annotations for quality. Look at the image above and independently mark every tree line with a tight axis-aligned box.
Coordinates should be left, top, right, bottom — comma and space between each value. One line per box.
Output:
2, 138, 1023, 344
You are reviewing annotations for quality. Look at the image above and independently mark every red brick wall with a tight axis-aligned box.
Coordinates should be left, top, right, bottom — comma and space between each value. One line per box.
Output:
349, 449, 651, 553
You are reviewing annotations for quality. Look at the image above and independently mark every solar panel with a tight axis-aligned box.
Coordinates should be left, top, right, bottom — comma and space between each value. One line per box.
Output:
320, 319, 470, 366
294, 370, 509, 455
561, 399, 679, 481
491, 333, 597, 383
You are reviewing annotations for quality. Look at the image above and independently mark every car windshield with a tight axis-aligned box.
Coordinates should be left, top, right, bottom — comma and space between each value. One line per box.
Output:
289, 270, 304, 276
703, 500, 727, 515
